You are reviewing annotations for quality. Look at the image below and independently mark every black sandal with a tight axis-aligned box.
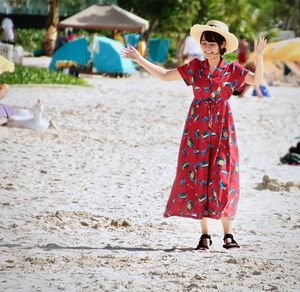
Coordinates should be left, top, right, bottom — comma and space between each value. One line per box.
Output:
195, 234, 212, 250
223, 234, 240, 249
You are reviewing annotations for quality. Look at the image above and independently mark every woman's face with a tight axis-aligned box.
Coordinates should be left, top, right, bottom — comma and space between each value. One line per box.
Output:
200, 36, 223, 59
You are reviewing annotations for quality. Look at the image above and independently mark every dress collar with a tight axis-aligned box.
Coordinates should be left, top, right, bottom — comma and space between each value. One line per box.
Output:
203, 57, 226, 79
217, 57, 226, 69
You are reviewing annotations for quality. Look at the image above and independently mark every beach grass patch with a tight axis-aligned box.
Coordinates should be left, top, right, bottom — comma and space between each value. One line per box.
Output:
0, 65, 89, 86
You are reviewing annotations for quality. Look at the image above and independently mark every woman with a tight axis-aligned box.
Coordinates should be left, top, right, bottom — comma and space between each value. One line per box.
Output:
121, 20, 266, 250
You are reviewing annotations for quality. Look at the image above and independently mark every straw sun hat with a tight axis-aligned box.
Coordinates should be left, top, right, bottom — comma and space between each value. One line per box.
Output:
190, 20, 238, 53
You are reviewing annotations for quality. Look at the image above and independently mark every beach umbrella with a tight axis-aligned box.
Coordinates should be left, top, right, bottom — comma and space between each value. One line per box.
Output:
286, 42, 300, 61
263, 42, 280, 56
248, 42, 284, 64
248, 42, 279, 62
266, 38, 300, 61
58, 4, 149, 33
0, 104, 16, 118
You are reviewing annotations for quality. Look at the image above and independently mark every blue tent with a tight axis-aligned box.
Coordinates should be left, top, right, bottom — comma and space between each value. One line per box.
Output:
147, 38, 170, 64
92, 36, 135, 74
49, 38, 90, 70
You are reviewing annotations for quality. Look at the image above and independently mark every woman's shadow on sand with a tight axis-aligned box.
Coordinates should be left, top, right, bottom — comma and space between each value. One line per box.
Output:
0, 243, 196, 252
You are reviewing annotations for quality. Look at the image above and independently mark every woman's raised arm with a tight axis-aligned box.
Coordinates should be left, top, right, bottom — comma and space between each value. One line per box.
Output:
121, 45, 181, 81
244, 36, 267, 85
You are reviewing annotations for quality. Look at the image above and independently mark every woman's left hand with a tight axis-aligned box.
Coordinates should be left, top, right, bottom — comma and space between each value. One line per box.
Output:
254, 36, 267, 56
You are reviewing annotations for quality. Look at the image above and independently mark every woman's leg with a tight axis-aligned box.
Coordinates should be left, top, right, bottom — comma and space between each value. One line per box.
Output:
200, 218, 211, 246
195, 218, 211, 250
221, 216, 233, 235
200, 217, 209, 234
221, 216, 239, 248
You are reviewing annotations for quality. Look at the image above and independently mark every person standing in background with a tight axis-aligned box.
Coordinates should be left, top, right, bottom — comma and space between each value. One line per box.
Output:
237, 35, 250, 65
113, 30, 125, 45
66, 29, 75, 42
0, 17, 15, 45
182, 30, 205, 63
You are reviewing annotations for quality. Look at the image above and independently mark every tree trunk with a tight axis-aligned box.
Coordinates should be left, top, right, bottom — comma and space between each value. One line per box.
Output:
43, 0, 59, 56
145, 18, 159, 44
175, 32, 185, 66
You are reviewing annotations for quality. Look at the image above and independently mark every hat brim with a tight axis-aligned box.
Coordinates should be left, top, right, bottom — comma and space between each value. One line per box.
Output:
190, 24, 238, 53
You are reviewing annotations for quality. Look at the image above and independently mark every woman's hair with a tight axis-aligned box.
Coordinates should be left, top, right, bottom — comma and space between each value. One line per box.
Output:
201, 31, 226, 55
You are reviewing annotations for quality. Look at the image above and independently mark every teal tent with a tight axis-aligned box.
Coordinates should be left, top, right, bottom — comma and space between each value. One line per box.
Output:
92, 36, 135, 74
123, 34, 140, 48
49, 38, 90, 70
147, 38, 170, 64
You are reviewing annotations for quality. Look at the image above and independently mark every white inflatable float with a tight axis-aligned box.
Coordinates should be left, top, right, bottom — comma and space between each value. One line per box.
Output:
7, 100, 52, 131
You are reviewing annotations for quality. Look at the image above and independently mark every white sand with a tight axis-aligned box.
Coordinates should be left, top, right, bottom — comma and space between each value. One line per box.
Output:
0, 71, 300, 291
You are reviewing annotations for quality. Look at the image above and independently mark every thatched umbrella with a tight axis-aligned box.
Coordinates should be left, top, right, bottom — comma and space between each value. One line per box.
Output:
58, 4, 149, 33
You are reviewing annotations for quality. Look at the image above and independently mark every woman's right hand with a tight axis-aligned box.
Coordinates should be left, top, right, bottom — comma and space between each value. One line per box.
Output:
120, 45, 141, 62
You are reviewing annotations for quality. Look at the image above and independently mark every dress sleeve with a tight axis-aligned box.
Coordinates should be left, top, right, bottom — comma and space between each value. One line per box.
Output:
231, 62, 250, 92
177, 59, 197, 86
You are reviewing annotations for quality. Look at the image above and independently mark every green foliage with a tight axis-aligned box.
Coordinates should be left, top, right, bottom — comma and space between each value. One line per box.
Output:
16, 29, 45, 53
60, 0, 86, 16
118, 0, 199, 37
59, 0, 117, 16
223, 52, 237, 63
264, 29, 280, 42
0, 65, 89, 86
272, 0, 300, 35
118, 0, 299, 46
76, 29, 112, 39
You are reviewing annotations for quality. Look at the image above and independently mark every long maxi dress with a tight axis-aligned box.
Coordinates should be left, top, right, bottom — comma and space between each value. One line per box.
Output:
164, 58, 249, 220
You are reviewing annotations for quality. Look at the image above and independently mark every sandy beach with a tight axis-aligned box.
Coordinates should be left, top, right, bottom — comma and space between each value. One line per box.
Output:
0, 70, 300, 291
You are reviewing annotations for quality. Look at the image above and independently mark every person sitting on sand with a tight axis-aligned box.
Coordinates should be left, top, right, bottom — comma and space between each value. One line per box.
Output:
0, 83, 9, 99
237, 61, 270, 98
0, 61, 12, 100
122, 20, 267, 250
0, 83, 16, 121
0, 61, 17, 121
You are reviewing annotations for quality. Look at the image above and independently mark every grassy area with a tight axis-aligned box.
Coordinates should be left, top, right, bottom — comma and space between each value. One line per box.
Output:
16, 29, 45, 53
0, 65, 89, 86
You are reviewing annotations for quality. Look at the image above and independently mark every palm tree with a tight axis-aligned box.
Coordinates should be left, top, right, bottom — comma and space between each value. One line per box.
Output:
43, 0, 59, 56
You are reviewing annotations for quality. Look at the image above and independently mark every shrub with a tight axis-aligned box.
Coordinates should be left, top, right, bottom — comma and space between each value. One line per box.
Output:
223, 52, 237, 63
16, 29, 45, 53
0, 65, 89, 86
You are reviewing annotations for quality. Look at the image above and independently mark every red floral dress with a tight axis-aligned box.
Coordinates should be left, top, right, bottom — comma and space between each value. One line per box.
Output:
164, 58, 249, 220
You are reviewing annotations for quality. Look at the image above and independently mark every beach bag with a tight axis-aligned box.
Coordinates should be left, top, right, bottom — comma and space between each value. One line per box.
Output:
280, 153, 300, 165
